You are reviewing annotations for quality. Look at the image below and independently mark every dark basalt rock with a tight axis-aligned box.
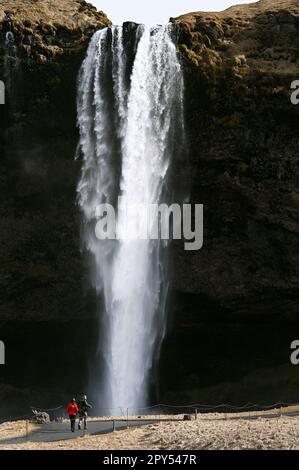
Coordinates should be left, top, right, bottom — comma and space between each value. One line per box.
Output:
122, 21, 140, 34
171, 0, 299, 314
163, 0, 299, 404
0, 0, 111, 413
0, 0, 111, 318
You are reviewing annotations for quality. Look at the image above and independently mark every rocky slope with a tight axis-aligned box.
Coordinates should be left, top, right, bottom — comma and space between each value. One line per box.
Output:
0, 0, 110, 62
1, 0, 299, 411
0, 0, 110, 68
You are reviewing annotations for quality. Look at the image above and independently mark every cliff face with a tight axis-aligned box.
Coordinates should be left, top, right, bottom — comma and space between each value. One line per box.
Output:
1, 0, 299, 410
0, 2, 111, 413
0, 0, 110, 59
0, 1, 110, 325
171, 0, 299, 312
161, 0, 299, 403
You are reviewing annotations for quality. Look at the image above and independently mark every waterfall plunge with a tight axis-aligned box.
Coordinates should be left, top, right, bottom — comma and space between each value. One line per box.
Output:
77, 25, 185, 412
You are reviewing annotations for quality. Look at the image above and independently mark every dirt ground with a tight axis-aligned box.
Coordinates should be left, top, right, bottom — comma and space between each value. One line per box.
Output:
0, 410, 299, 450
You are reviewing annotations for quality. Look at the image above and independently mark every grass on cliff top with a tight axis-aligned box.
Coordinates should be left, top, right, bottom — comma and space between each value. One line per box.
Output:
174, 0, 299, 25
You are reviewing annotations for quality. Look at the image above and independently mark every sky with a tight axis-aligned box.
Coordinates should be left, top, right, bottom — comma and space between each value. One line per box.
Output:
91, 1, 256, 26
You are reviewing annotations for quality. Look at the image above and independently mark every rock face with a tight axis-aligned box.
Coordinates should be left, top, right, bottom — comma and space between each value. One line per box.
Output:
161, 0, 299, 404
0, 0, 110, 67
1, 0, 299, 411
171, 0, 299, 311
0, 1, 110, 325
0, 1, 110, 415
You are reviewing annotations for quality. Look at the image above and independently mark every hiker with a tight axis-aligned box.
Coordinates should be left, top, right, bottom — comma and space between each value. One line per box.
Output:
67, 398, 78, 432
77, 394, 92, 430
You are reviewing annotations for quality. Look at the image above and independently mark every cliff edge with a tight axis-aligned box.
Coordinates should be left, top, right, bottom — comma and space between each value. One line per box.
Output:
0, 0, 110, 62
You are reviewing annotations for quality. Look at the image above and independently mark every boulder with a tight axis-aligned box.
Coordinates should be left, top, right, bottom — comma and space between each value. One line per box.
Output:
32, 410, 50, 424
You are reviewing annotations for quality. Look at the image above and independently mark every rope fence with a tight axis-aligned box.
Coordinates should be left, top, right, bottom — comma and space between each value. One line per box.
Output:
2, 401, 299, 425
25, 400, 299, 421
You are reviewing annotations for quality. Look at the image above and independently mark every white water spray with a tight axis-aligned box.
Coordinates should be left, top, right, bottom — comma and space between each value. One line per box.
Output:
77, 24, 185, 412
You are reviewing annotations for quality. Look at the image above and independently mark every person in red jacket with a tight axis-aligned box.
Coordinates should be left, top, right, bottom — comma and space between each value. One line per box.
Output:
67, 398, 78, 432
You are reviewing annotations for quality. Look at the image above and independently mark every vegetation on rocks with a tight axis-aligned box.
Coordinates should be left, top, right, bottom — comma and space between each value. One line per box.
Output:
0, 0, 110, 61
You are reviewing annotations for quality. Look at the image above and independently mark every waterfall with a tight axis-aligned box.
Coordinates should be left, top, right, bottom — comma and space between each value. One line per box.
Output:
77, 24, 185, 412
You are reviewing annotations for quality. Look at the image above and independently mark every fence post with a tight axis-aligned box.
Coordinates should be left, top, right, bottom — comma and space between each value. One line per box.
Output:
127, 408, 129, 429
195, 409, 198, 420
26, 420, 29, 440
113, 419, 116, 432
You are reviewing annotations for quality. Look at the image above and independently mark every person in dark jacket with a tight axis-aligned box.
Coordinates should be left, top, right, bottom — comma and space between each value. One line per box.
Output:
67, 398, 78, 432
77, 395, 92, 430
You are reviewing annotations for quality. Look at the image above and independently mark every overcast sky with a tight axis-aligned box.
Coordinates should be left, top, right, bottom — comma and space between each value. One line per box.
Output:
91, 1, 256, 25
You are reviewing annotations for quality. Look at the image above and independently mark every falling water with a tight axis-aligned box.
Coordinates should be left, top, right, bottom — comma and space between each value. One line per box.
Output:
77, 24, 185, 412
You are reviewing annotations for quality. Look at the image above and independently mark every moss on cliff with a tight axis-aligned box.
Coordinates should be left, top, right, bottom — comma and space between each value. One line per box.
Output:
0, 0, 110, 61
172, 0, 299, 82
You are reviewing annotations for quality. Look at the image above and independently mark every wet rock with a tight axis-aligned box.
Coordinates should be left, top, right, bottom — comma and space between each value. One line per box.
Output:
123, 21, 140, 34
